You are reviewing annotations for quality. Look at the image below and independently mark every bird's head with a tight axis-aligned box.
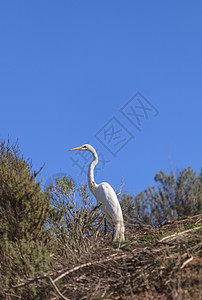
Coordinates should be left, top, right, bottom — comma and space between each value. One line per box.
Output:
69, 144, 94, 152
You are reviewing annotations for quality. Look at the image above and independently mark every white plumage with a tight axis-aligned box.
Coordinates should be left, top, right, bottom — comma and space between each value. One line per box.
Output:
70, 144, 125, 241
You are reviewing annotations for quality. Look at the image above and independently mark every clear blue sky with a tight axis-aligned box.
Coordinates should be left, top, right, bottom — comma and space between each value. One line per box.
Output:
0, 1, 201, 196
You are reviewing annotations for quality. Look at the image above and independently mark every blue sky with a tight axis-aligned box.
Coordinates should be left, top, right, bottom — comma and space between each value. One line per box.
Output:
0, 1, 201, 196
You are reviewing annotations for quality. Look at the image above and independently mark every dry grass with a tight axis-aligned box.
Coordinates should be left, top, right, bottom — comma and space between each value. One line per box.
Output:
5, 215, 202, 300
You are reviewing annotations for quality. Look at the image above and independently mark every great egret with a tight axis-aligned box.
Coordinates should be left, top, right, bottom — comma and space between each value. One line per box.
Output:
70, 144, 125, 241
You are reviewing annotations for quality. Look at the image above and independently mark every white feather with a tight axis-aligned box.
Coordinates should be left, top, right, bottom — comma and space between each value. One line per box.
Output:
70, 144, 125, 241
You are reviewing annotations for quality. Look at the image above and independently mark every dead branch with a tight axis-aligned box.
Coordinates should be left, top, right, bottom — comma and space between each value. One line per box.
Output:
54, 253, 128, 283
180, 256, 193, 269
159, 226, 202, 242
8, 276, 70, 300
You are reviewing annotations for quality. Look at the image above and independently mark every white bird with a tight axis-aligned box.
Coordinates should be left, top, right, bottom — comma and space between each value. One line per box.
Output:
70, 144, 125, 241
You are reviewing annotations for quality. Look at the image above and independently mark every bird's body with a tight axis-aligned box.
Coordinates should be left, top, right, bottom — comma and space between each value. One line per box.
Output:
94, 182, 125, 241
70, 144, 125, 241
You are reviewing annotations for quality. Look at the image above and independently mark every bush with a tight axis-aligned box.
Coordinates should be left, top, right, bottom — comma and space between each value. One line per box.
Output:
0, 141, 53, 298
48, 176, 103, 253
120, 167, 202, 227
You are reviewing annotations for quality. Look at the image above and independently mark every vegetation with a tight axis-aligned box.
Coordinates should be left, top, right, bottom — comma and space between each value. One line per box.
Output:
120, 167, 202, 227
0, 140, 201, 299
0, 141, 54, 299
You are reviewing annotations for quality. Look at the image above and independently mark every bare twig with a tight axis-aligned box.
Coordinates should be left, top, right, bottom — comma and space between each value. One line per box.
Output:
49, 277, 70, 300
159, 226, 202, 242
8, 276, 70, 300
54, 253, 128, 283
180, 256, 193, 269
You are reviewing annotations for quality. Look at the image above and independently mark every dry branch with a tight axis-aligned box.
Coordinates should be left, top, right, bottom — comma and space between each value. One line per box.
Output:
8, 276, 70, 300
54, 252, 128, 282
180, 256, 194, 269
159, 226, 202, 242
4, 215, 202, 300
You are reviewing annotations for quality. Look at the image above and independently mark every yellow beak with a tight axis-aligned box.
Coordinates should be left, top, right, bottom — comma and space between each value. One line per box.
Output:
69, 146, 83, 151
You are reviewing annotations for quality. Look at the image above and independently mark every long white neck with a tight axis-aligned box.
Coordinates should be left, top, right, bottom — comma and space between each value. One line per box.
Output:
88, 150, 98, 194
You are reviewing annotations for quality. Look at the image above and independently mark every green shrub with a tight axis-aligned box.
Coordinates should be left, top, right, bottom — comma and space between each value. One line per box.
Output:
120, 167, 202, 227
0, 141, 53, 298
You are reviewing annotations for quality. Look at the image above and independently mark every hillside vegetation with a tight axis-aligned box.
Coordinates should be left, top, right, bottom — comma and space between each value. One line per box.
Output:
0, 141, 201, 300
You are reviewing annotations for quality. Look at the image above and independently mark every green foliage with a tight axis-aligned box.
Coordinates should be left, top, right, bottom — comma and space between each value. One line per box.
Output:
136, 234, 158, 243
120, 167, 202, 227
0, 141, 53, 298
